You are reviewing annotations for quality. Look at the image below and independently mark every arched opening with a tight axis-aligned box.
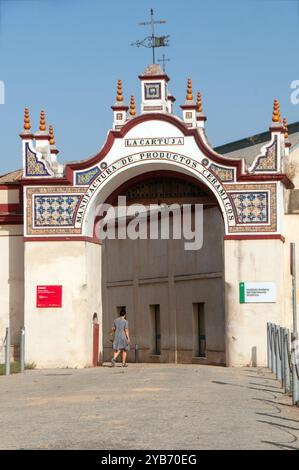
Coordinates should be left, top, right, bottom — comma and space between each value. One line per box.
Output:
79, 156, 233, 238
97, 170, 225, 365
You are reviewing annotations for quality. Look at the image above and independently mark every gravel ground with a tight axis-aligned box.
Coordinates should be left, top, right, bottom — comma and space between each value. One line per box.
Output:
0, 363, 299, 450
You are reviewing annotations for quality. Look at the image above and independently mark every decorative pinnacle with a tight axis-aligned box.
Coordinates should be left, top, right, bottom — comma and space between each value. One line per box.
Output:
186, 78, 193, 101
116, 79, 124, 102
24, 107, 31, 130
283, 117, 289, 139
272, 99, 281, 123
39, 109, 46, 131
197, 91, 203, 113
130, 95, 136, 116
49, 125, 55, 145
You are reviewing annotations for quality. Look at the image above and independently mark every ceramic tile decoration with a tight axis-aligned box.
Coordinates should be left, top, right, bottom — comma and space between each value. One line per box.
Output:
26, 144, 51, 177
144, 82, 161, 100
75, 167, 101, 186
26, 187, 84, 235
209, 163, 235, 182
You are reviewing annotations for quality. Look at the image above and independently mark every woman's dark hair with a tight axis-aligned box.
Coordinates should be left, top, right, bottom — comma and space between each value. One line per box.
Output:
119, 308, 126, 317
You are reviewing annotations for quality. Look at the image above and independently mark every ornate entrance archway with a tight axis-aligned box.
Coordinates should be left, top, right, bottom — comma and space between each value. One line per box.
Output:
19, 66, 292, 368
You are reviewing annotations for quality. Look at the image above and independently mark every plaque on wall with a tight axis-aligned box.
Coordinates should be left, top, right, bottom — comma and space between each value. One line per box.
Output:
239, 282, 276, 303
36, 285, 62, 308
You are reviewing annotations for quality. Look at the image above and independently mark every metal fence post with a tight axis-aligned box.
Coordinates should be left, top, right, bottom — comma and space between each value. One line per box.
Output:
271, 322, 275, 373
284, 328, 291, 394
275, 325, 282, 380
291, 332, 299, 405
290, 243, 299, 405
280, 326, 285, 388
267, 323, 271, 369
5, 327, 10, 376
295, 365, 299, 406
20, 327, 25, 373
271, 323, 276, 374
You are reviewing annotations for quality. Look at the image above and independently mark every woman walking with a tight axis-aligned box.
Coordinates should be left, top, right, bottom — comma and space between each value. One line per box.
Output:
111, 308, 130, 367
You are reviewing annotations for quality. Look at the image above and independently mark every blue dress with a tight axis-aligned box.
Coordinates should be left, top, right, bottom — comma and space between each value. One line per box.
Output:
112, 318, 130, 351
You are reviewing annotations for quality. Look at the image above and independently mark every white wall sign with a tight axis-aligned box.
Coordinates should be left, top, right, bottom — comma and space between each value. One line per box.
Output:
125, 137, 184, 147
239, 282, 276, 303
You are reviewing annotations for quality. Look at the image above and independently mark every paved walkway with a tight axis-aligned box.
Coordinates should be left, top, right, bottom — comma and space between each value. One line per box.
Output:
0, 364, 299, 450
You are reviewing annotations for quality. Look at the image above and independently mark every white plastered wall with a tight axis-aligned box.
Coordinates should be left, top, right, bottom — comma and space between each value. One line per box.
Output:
224, 239, 285, 367
86, 241, 103, 362
24, 241, 102, 368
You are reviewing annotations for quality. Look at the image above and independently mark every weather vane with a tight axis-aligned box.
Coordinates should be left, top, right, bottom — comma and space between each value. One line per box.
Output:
131, 8, 170, 64
158, 54, 170, 72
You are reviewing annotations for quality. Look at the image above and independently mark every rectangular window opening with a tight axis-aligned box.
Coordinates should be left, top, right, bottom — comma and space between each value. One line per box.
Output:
193, 303, 206, 358
150, 304, 161, 355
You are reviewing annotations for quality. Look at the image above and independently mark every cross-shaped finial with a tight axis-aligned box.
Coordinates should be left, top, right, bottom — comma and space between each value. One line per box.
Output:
158, 54, 170, 72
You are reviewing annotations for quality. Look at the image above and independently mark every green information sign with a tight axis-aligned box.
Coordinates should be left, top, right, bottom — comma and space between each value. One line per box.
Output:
239, 282, 276, 304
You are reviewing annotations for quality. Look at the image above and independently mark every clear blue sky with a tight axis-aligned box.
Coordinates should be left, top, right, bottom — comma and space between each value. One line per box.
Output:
0, 0, 299, 175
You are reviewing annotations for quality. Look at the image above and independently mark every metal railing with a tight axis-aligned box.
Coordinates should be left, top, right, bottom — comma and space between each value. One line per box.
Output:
267, 322, 299, 405
0, 327, 25, 376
